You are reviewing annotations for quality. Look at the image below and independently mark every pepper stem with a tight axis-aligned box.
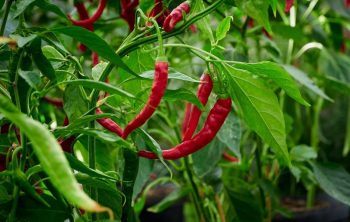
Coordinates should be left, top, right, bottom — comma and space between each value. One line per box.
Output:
150, 18, 165, 58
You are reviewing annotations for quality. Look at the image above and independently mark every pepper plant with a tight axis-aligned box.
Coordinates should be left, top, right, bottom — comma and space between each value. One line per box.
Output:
0, 0, 350, 222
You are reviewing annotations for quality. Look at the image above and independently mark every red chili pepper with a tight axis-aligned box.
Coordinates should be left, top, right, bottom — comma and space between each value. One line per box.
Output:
223, 151, 239, 162
0, 124, 9, 172
182, 73, 213, 141
138, 97, 232, 160
163, 1, 190, 32
95, 107, 124, 138
69, 0, 107, 27
148, 0, 170, 26
120, 0, 139, 31
181, 103, 192, 136
43, 97, 64, 108
285, 0, 294, 13
122, 59, 168, 139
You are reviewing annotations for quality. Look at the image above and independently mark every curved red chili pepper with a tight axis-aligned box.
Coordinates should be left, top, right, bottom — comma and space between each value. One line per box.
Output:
223, 151, 239, 162
285, 0, 294, 13
120, 0, 139, 31
149, 0, 170, 26
122, 60, 168, 139
95, 107, 124, 138
163, 1, 190, 32
182, 73, 213, 141
74, 3, 93, 52
138, 98, 232, 160
182, 103, 192, 136
69, 0, 107, 27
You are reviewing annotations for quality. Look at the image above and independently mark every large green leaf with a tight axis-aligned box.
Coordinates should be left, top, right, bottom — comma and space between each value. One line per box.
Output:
49, 26, 138, 77
0, 95, 107, 213
311, 162, 350, 206
222, 64, 290, 165
232, 61, 309, 106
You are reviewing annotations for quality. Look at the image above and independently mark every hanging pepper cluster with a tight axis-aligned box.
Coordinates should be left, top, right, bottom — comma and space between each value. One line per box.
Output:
21, 1, 234, 164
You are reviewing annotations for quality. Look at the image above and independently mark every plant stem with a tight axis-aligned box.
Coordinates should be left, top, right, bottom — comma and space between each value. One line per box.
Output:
184, 157, 209, 222
88, 110, 98, 220
342, 99, 350, 156
255, 139, 266, 216
306, 185, 316, 209
0, 0, 13, 36
8, 186, 19, 222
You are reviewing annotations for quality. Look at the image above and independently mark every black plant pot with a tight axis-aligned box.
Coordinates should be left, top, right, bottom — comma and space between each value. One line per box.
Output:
273, 193, 349, 222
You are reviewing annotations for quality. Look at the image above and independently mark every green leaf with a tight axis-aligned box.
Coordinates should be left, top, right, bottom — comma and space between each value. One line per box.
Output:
191, 0, 215, 44
311, 162, 350, 206
65, 154, 118, 181
234, 0, 271, 32
163, 89, 204, 110
18, 70, 41, 90
34, 0, 68, 19
193, 138, 226, 177
13, 0, 36, 18
269, 0, 277, 15
63, 85, 89, 122
16, 194, 71, 222
224, 181, 264, 222
92, 62, 108, 81
139, 68, 200, 83
217, 112, 241, 158
148, 187, 191, 213
10, 34, 37, 48
222, 64, 290, 165
290, 145, 317, 162
31, 38, 56, 82
49, 26, 138, 77
0, 95, 105, 212
322, 76, 350, 96
62, 79, 135, 99
0, 185, 11, 204
283, 65, 332, 101
232, 61, 309, 106
42, 45, 65, 61
216, 16, 233, 42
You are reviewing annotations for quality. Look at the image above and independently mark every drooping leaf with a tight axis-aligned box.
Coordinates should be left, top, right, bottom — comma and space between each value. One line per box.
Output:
222, 64, 290, 165
232, 61, 309, 106
311, 162, 350, 206
283, 65, 332, 101
49, 26, 138, 77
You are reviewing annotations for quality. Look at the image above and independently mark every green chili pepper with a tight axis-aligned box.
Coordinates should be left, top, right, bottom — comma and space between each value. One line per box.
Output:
0, 95, 113, 219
